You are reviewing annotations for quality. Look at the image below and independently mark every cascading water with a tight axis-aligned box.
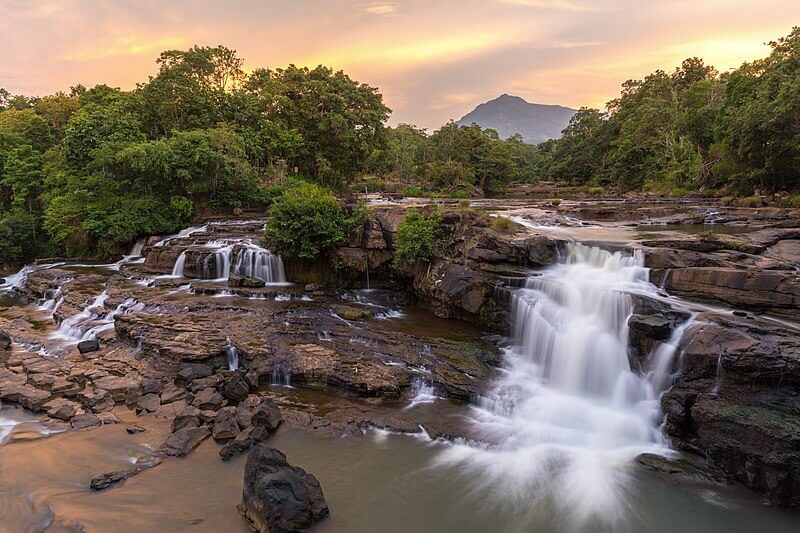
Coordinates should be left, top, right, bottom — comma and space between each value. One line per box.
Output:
438, 243, 683, 527
225, 345, 239, 371
171, 252, 187, 277
52, 291, 143, 342
232, 245, 285, 283
170, 243, 285, 283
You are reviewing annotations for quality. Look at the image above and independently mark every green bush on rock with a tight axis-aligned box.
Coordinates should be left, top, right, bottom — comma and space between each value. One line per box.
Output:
392, 208, 441, 270
263, 182, 364, 259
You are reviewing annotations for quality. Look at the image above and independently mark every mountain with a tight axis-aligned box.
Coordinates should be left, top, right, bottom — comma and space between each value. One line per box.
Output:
456, 94, 576, 144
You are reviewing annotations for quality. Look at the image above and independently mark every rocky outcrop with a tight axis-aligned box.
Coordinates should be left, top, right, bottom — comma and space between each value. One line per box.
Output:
661, 314, 800, 507
238, 444, 329, 533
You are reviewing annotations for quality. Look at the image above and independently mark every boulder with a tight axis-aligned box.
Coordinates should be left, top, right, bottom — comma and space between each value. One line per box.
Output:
172, 413, 201, 433
93, 375, 140, 403
175, 363, 213, 387
70, 413, 102, 430
251, 399, 283, 433
238, 445, 329, 533
77, 340, 100, 354
156, 426, 211, 457
192, 387, 224, 411
0, 329, 11, 350
220, 426, 270, 461
628, 314, 673, 341
212, 407, 241, 441
222, 373, 250, 404
136, 393, 161, 414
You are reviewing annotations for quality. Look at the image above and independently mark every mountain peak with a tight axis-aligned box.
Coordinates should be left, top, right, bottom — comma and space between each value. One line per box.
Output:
456, 95, 576, 144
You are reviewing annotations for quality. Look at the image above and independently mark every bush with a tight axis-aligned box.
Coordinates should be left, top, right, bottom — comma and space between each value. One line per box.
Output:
551, 198, 562, 206
697, 229, 719, 243
403, 186, 424, 197
491, 216, 514, 233
392, 209, 441, 270
781, 193, 800, 208
263, 182, 362, 259
738, 195, 763, 208
453, 189, 470, 199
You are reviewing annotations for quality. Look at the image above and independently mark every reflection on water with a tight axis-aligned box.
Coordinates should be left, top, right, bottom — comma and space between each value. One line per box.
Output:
1, 419, 798, 533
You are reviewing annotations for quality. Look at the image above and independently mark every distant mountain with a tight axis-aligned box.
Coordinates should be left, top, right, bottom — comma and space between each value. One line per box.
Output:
456, 94, 576, 144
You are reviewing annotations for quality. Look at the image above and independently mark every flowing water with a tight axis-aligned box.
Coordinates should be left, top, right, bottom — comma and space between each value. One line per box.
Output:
437, 243, 685, 529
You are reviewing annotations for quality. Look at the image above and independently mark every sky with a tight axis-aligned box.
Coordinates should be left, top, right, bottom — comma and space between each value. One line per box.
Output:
1, 0, 798, 130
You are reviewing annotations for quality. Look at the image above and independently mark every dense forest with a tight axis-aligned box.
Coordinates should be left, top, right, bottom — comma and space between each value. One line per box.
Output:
1, 28, 799, 266
537, 27, 800, 195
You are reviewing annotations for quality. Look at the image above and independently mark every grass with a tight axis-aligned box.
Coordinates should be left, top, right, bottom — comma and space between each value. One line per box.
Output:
491, 216, 514, 233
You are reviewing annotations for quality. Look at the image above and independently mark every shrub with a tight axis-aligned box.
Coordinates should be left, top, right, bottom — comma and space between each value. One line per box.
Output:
779, 194, 800, 208
403, 186, 424, 197
453, 189, 470, 199
551, 198, 562, 206
738, 195, 763, 208
263, 182, 362, 259
491, 216, 514, 233
697, 229, 719, 243
392, 209, 441, 270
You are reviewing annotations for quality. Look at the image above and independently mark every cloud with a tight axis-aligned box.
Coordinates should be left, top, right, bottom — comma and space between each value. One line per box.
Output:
64, 36, 188, 62
360, 2, 399, 16
499, 0, 592, 11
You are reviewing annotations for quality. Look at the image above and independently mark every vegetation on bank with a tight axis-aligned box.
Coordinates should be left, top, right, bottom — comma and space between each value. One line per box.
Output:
392, 209, 442, 270
0, 46, 388, 265
2, 28, 800, 266
536, 27, 800, 196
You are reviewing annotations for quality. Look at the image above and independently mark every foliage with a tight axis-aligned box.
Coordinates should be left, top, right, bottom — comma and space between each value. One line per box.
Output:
392, 209, 442, 270
262, 182, 362, 259
490, 216, 514, 233
537, 29, 800, 194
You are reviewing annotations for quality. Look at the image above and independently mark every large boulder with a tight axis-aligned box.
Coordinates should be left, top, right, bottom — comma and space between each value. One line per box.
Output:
238, 445, 329, 532
156, 426, 211, 457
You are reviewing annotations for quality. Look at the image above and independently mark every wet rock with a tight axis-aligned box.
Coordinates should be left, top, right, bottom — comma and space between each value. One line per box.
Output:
156, 426, 211, 457
44, 399, 80, 420
77, 388, 114, 413
188, 374, 223, 392
0, 384, 52, 411
90, 458, 161, 490
126, 425, 146, 434
70, 412, 101, 429
153, 399, 189, 419
77, 340, 100, 354
212, 406, 241, 441
245, 371, 259, 390
235, 403, 253, 429
229, 275, 266, 288
98, 412, 122, 425
238, 445, 329, 533
251, 399, 283, 433
192, 387, 224, 411
222, 372, 249, 403
175, 363, 213, 387
628, 314, 673, 341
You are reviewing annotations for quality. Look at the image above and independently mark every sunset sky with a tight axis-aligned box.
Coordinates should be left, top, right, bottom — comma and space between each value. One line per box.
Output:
1, 0, 798, 129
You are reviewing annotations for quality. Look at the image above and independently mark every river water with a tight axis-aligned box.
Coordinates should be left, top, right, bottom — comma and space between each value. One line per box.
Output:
1, 221, 799, 531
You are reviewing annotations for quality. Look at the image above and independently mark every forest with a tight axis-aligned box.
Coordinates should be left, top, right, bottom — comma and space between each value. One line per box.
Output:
1, 28, 799, 265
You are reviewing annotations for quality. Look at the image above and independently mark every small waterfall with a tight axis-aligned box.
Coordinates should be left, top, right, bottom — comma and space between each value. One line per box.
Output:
153, 224, 208, 247
172, 252, 187, 277
225, 345, 239, 371
128, 238, 146, 257
438, 242, 681, 526
233, 245, 286, 283
404, 378, 443, 409
270, 368, 292, 387
52, 292, 143, 341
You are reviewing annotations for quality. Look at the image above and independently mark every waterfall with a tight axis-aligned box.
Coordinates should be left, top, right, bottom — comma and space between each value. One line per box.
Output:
404, 378, 442, 409
438, 243, 681, 527
232, 245, 285, 283
172, 252, 187, 277
52, 291, 143, 341
225, 345, 239, 371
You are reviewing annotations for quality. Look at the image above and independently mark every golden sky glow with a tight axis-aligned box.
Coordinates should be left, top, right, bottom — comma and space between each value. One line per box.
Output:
1, 0, 798, 129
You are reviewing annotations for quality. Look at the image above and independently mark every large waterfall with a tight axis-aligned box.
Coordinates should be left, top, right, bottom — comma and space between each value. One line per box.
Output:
438, 243, 682, 527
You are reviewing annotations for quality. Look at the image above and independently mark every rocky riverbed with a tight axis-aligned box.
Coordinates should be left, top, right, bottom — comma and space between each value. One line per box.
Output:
0, 196, 799, 530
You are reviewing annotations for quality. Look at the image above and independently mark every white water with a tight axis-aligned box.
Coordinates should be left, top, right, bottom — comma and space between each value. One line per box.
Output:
225, 345, 239, 371
438, 243, 684, 528
170, 242, 285, 283
405, 378, 442, 409
51, 291, 144, 342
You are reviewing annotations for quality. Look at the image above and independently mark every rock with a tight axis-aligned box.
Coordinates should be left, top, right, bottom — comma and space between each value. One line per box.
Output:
212, 407, 241, 441
220, 426, 270, 461
188, 374, 223, 392
77, 388, 114, 413
136, 393, 161, 414
160, 382, 187, 404
126, 425, 146, 434
235, 403, 253, 429
77, 340, 100, 354
628, 314, 673, 341
175, 363, 213, 387
172, 414, 200, 433
222, 373, 249, 403
0, 329, 11, 350
44, 399, 80, 420
245, 371, 259, 390
238, 445, 329, 533
156, 426, 211, 457
93, 375, 140, 403
229, 275, 266, 288
192, 387, 224, 411
251, 399, 283, 433
70, 413, 101, 430
97, 412, 122, 425
0, 384, 52, 411
90, 458, 161, 490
